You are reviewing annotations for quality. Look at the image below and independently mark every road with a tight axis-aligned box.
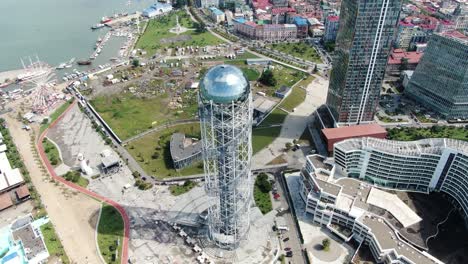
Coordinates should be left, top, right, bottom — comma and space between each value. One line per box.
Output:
274, 172, 305, 264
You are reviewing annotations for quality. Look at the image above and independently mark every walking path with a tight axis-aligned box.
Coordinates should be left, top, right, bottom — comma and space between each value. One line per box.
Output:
252, 76, 328, 168
35, 101, 130, 264
4, 113, 102, 264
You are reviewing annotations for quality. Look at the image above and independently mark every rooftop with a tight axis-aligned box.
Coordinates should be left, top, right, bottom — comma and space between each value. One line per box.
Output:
12, 224, 48, 261
360, 215, 442, 264
335, 137, 468, 156
388, 50, 424, 65
322, 124, 387, 141
367, 188, 422, 228
0, 192, 13, 211
308, 155, 333, 171
440, 30, 468, 43
327, 15, 339, 22
253, 96, 276, 114
170, 133, 202, 162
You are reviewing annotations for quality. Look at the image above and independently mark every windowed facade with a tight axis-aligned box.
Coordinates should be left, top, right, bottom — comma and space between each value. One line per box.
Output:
326, 0, 401, 125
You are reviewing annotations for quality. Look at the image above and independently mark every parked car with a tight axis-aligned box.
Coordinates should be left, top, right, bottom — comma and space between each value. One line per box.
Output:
283, 237, 289, 242
284, 247, 291, 251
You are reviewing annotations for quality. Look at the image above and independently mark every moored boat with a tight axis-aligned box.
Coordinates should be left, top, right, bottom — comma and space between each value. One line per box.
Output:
77, 60, 92, 66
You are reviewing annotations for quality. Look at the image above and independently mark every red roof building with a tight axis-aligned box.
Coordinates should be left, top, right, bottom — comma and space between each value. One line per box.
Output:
322, 124, 387, 152
387, 49, 424, 73
0, 193, 13, 211
15, 185, 30, 200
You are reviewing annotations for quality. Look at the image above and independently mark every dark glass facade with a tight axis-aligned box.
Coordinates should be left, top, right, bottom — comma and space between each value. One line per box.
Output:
326, 0, 401, 125
405, 33, 468, 119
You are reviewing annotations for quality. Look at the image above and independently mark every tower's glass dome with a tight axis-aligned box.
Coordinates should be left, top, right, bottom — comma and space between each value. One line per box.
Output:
200, 65, 250, 104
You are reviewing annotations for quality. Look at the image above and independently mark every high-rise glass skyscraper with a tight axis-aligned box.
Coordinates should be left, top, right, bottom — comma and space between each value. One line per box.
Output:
326, 0, 401, 125
405, 31, 468, 119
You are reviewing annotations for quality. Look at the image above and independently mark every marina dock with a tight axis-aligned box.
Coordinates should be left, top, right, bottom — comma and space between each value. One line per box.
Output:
105, 12, 141, 27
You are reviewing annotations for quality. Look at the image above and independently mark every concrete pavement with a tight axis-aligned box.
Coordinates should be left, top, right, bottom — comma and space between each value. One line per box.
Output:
252, 75, 329, 169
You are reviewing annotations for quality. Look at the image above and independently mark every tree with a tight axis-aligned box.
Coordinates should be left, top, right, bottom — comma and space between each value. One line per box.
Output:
256, 173, 272, 193
195, 22, 207, 33
322, 238, 331, 251
151, 152, 160, 159
399, 58, 409, 71
132, 59, 140, 67
259, 69, 277, 86
313, 64, 318, 73
324, 41, 335, 52
285, 142, 293, 151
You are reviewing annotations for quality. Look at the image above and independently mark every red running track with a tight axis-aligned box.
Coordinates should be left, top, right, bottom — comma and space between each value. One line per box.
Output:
36, 100, 130, 264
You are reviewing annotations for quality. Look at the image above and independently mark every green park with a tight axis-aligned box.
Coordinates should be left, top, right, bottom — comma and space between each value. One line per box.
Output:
268, 42, 322, 63
136, 10, 224, 56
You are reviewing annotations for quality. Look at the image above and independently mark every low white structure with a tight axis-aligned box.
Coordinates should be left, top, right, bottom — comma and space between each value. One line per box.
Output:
0, 152, 24, 193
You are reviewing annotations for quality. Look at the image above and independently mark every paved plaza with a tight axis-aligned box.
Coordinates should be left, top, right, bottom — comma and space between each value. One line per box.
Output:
48, 104, 281, 263
252, 75, 329, 169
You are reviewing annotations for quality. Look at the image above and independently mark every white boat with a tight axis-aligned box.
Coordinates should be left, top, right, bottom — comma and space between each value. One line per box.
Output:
56, 63, 67, 70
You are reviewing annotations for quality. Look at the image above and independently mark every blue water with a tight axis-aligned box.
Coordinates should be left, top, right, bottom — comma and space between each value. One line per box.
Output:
0, 226, 26, 264
0, 0, 158, 72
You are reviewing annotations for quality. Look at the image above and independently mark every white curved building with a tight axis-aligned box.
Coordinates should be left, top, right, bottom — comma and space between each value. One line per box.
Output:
334, 137, 468, 222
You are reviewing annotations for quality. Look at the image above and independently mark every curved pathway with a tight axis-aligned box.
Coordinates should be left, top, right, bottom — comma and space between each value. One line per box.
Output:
36, 101, 130, 264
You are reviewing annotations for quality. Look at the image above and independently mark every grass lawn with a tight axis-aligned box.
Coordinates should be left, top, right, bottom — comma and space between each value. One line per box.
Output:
259, 108, 288, 127
279, 75, 314, 112
97, 205, 124, 264
42, 138, 61, 167
241, 67, 260, 81
252, 126, 282, 154
125, 123, 204, 179
269, 42, 322, 63
387, 126, 468, 142
40, 222, 69, 263
40, 99, 74, 133
90, 90, 198, 140
63, 170, 89, 188
169, 180, 198, 196
257, 65, 306, 96
253, 177, 273, 214
135, 10, 224, 57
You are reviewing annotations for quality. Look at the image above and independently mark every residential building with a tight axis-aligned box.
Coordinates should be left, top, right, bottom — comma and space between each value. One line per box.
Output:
197, 0, 219, 8
405, 31, 468, 119
395, 20, 415, 49
326, 0, 402, 125
234, 20, 298, 41
323, 15, 339, 43
209, 7, 225, 23
292, 16, 309, 38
